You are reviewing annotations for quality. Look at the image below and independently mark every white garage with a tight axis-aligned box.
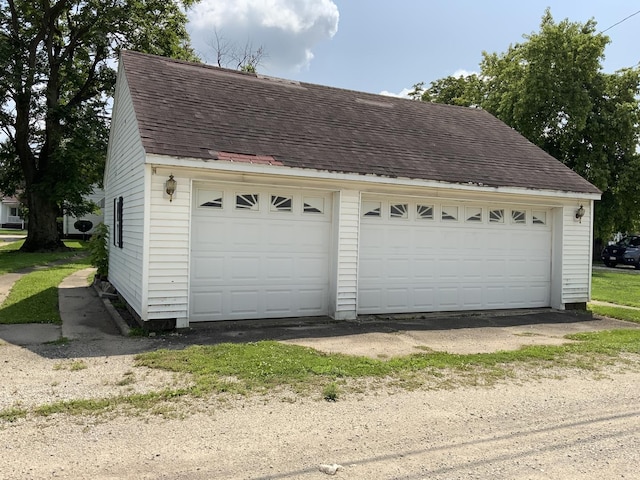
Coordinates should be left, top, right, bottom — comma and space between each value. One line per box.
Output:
358, 196, 552, 314
105, 52, 601, 329
189, 184, 332, 321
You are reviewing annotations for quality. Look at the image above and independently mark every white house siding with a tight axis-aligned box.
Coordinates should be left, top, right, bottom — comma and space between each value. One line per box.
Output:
559, 202, 594, 305
330, 190, 360, 320
63, 187, 105, 236
146, 170, 191, 327
104, 69, 147, 319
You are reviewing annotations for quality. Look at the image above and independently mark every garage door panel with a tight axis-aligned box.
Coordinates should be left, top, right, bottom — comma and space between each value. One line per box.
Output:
387, 288, 409, 308
265, 289, 294, 315
298, 256, 330, 280
298, 288, 329, 314
414, 259, 436, 280
461, 286, 483, 308
359, 199, 551, 314
359, 258, 383, 279
191, 290, 223, 316
437, 286, 460, 308
413, 287, 435, 308
229, 290, 260, 315
191, 256, 224, 281
266, 257, 294, 279
358, 288, 383, 311
190, 185, 331, 321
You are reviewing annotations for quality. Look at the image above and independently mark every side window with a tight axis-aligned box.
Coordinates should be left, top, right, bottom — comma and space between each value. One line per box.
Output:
117, 196, 123, 249
113, 198, 117, 247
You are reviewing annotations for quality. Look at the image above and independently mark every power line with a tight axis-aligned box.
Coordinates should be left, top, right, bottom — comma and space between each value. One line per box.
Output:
601, 9, 640, 33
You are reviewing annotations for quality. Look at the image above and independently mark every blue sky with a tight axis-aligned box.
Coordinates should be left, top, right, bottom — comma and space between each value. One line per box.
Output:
187, 1, 640, 96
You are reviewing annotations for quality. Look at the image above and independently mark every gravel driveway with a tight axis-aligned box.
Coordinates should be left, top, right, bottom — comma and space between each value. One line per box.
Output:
1, 361, 639, 479
2, 311, 640, 479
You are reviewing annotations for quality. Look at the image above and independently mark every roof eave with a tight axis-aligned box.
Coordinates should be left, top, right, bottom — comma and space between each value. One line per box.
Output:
146, 153, 602, 201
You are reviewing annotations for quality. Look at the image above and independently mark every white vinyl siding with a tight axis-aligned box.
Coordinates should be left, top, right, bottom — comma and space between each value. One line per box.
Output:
146, 172, 191, 323
104, 68, 147, 319
330, 190, 360, 320
559, 203, 593, 304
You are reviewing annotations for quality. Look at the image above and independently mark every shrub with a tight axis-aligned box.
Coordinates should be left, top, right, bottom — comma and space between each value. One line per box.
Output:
88, 222, 109, 278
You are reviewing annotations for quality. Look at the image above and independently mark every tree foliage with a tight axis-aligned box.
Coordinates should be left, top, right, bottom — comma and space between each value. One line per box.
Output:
420, 9, 640, 241
0, 0, 199, 251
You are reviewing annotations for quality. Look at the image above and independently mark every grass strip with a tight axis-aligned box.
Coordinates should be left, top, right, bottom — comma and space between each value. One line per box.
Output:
0, 258, 92, 324
135, 330, 640, 395
2, 329, 640, 421
0, 240, 87, 275
589, 304, 640, 324
591, 270, 640, 308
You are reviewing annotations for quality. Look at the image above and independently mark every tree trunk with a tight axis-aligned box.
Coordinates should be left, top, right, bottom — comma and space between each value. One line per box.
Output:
20, 189, 67, 252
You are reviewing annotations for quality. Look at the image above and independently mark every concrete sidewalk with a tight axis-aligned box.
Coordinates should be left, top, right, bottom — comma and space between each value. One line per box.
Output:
0, 268, 121, 346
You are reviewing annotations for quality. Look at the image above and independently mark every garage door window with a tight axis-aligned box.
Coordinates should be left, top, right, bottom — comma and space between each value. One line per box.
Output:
362, 201, 381, 217
465, 206, 482, 222
236, 193, 259, 210
532, 211, 546, 225
198, 189, 223, 209
441, 205, 458, 221
271, 195, 292, 212
417, 204, 434, 220
303, 197, 324, 214
390, 203, 408, 219
511, 210, 526, 224
489, 209, 504, 223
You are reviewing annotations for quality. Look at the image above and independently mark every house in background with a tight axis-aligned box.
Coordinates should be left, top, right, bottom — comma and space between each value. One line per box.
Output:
1, 188, 104, 235
62, 186, 105, 237
0, 196, 25, 229
104, 51, 601, 329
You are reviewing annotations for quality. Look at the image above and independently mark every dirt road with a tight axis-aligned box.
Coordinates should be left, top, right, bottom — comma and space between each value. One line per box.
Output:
2, 366, 639, 479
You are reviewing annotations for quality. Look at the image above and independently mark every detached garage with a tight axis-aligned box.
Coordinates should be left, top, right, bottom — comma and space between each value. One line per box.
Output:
104, 51, 601, 329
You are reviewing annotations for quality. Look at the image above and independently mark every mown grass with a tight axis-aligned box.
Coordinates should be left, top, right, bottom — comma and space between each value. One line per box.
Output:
0, 257, 92, 324
591, 270, 640, 308
135, 330, 640, 396
0, 240, 87, 275
590, 269, 640, 323
589, 304, 640, 323
0, 229, 26, 235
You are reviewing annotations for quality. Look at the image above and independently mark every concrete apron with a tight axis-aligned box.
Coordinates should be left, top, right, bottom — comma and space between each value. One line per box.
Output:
59, 268, 120, 340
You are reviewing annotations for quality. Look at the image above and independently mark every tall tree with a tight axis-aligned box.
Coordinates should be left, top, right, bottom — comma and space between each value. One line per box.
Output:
421, 9, 640, 241
0, 0, 199, 251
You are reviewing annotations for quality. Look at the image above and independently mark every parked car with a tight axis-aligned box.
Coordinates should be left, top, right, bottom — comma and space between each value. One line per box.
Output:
601, 235, 640, 268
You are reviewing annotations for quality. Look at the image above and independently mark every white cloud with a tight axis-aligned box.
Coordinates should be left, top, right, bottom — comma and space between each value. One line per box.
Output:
452, 69, 478, 78
187, 0, 339, 73
379, 88, 413, 99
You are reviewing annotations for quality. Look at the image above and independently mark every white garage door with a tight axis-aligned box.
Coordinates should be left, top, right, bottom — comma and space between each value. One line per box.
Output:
190, 184, 332, 321
358, 197, 552, 314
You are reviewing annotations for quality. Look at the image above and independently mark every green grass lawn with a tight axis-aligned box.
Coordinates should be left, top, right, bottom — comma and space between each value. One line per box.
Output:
590, 269, 640, 322
0, 258, 92, 324
134, 329, 640, 398
0, 240, 87, 275
0, 240, 91, 324
0, 229, 26, 235
591, 270, 640, 307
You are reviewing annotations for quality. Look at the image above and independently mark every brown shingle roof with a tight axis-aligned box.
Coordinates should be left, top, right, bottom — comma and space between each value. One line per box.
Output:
121, 51, 600, 195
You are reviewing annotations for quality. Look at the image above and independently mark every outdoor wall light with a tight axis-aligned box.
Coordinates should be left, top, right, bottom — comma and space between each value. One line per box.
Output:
165, 174, 177, 202
575, 204, 585, 222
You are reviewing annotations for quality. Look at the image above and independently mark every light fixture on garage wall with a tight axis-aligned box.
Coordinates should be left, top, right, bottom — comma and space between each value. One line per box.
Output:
575, 204, 585, 223
165, 174, 177, 202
